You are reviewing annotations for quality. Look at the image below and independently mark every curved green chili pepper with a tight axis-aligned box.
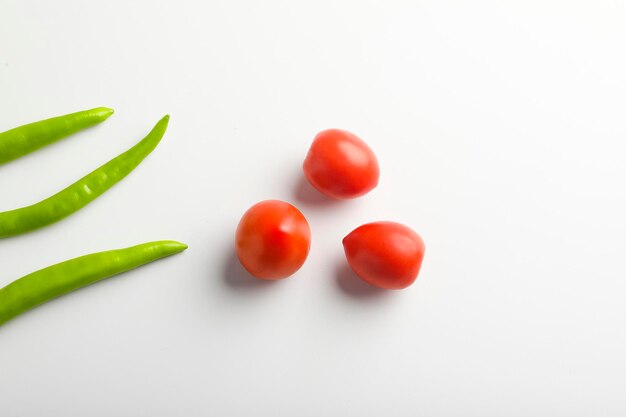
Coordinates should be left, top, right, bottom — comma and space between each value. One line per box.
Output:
0, 240, 188, 327
0, 115, 169, 238
0, 107, 114, 165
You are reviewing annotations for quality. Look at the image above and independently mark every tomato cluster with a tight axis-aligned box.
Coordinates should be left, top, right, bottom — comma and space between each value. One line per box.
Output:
236, 129, 425, 290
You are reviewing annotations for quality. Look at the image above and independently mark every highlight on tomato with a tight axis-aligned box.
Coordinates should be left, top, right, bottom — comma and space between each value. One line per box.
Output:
236, 200, 311, 280
342, 221, 425, 289
303, 129, 379, 199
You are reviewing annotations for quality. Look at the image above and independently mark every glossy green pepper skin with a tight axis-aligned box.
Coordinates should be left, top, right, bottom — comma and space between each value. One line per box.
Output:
0, 240, 188, 327
0, 115, 169, 238
0, 107, 114, 165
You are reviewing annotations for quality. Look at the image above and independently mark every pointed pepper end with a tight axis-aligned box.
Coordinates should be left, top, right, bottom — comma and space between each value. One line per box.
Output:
92, 107, 115, 121
170, 241, 188, 252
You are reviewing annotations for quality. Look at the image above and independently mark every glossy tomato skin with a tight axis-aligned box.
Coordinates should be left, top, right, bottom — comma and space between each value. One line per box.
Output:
303, 129, 379, 199
342, 222, 425, 289
236, 200, 311, 280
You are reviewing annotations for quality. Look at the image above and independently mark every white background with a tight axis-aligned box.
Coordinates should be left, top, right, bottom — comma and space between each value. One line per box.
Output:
1, 0, 626, 415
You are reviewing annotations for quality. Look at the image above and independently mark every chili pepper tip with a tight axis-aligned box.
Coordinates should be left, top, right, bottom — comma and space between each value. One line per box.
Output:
165, 240, 188, 252
95, 107, 114, 118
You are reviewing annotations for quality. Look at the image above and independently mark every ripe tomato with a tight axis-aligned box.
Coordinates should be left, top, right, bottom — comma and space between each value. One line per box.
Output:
342, 222, 425, 289
236, 200, 311, 280
303, 129, 379, 199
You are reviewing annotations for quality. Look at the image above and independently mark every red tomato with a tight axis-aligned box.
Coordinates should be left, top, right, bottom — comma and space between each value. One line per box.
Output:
342, 222, 425, 289
303, 129, 379, 199
236, 200, 311, 280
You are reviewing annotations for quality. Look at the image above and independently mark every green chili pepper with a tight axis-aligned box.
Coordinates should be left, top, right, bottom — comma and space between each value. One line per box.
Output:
0, 115, 170, 238
0, 240, 188, 327
0, 107, 114, 165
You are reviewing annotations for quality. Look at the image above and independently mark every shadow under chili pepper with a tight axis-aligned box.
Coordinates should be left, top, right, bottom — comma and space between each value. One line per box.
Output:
335, 261, 390, 300
222, 249, 279, 291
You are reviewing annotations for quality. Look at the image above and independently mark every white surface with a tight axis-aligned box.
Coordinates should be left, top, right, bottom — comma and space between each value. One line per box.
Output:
1, 0, 626, 415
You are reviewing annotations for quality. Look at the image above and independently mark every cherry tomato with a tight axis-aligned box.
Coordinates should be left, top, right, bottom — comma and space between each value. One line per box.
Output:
303, 129, 380, 199
236, 200, 311, 280
342, 222, 425, 289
